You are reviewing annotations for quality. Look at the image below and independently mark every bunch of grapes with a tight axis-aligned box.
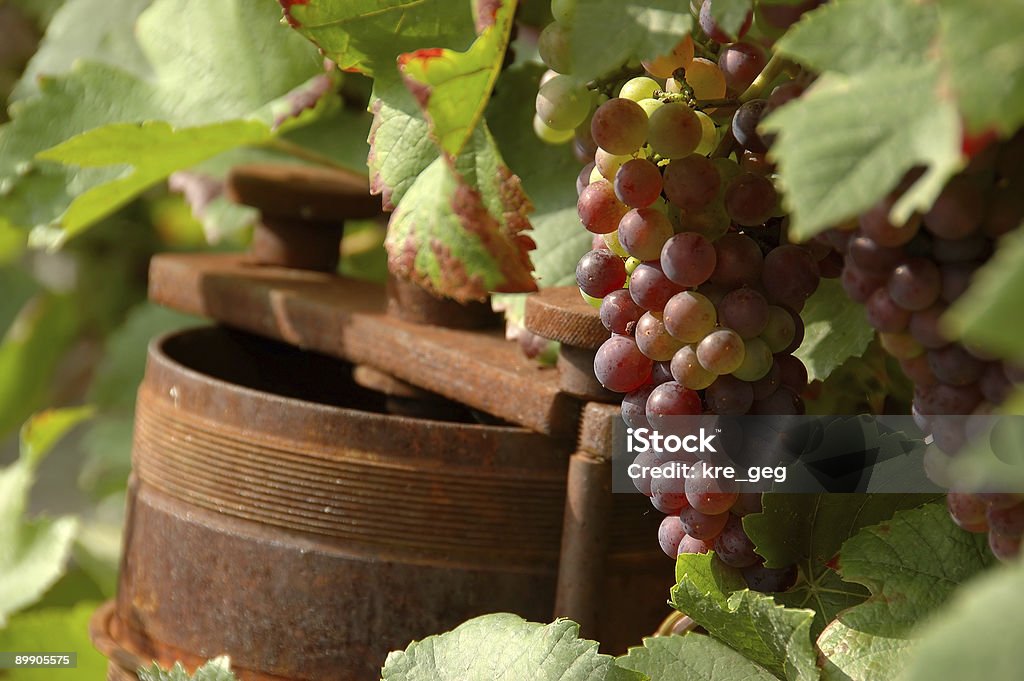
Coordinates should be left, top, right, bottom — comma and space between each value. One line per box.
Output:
826, 131, 1024, 561
545, 0, 827, 591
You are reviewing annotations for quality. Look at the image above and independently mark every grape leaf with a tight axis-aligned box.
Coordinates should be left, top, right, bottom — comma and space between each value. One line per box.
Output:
366, 76, 439, 210
900, 557, 1024, 681
37, 121, 271, 244
670, 553, 818, 681
944, 224, 1024, 361
709, 0, 753, 39
138, 657, 237, 681
0, 603, 108, 680
487, 63, 592, 320
0, 294, 82, 438
11, 0, 152, 101
774, 0, 936, 76
0, 0, 324, 236
743, 493, 940, 636
384, 128, 536, 301
569, 1, 694, 82
816, 504, 993, 681
763, 64, 961, 241
794, 279, 874, 383
617, 634, 777, 680
380, 613, 644, 681
0, 408, 93, 626
281, 0, 476, 79
935, 0, 1024, 136
399, 0, 516, 158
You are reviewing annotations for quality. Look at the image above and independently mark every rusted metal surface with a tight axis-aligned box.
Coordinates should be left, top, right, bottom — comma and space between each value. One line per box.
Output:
557, 345, 618, 403
226, 164, 380, 222
102, 328, 668, 679
353, 365, 447, 401
387, 275, 501, 329
148, 253, 579, 440
577, 402, 622, 460
250, 217, 345, 272
524, 286, 610, 350
553, 453, 613, 638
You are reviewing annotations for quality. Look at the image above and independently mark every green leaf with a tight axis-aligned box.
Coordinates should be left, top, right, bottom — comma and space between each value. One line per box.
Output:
670, 553, 818, 681
710, 0, 753, 39
37, 120, 272, 242
0, 603, 109, 680
367, 75, 439, 210
0, 294, 82, 438
138, 657, 237, 681
617, 634, 777, 680
12, 0, 152, 101
0, 266, 38, 333
743, 493, 940, 636
381, 613, 644, 681
763, 64, 961, 241
936, 0, 1024, 136
283, 0, 477, 79
794, 279, 875, 383
0, 0, 324, 236
944, 226, 1024, 361
569, 1, 693, 82
399, 1, 516, 158
384, 127, 537, 301
0, 408, 93, 626
817, 504, 993, 681
900, 558, 1024, 681
488, 64, 592, 291
774, 0, 937, 76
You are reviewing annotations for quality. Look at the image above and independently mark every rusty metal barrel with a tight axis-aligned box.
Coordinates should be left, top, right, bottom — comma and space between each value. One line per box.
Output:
92, 326, 667, 681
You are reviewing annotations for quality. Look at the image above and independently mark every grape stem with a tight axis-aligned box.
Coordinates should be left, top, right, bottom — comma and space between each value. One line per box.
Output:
738, 53, 792, 103
711, 127, 737, 159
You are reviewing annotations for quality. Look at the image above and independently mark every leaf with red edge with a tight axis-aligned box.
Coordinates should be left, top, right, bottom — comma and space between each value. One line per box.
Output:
279, 0, 476, 78
385, 127, 536, 301
816, 504, 993, 681
398, 0, 516, 158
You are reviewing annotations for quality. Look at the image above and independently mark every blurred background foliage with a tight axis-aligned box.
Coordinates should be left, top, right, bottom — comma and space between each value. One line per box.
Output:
0, 2, 386, 676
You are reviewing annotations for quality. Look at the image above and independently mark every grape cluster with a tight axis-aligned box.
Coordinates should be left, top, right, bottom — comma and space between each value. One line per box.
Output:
827, 131, 1024, 561
542, 0, 826, 591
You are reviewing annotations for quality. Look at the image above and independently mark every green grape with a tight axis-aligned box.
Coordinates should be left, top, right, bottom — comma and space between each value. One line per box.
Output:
536, 74, 590, 130
533, 114, 575, 144
580, 289, 604, 309
538, 22, 573, 74
760, 305, 796, 353
603, 229, 630, 257
732, 337, 773, 381
625, 256, 642, 274
694, 110, 718, 155
551, 0, 577, 24
619, 76, 660, 102
595, 148, 633, 178
637, 97, 665, 117
648, 103, 702, 159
